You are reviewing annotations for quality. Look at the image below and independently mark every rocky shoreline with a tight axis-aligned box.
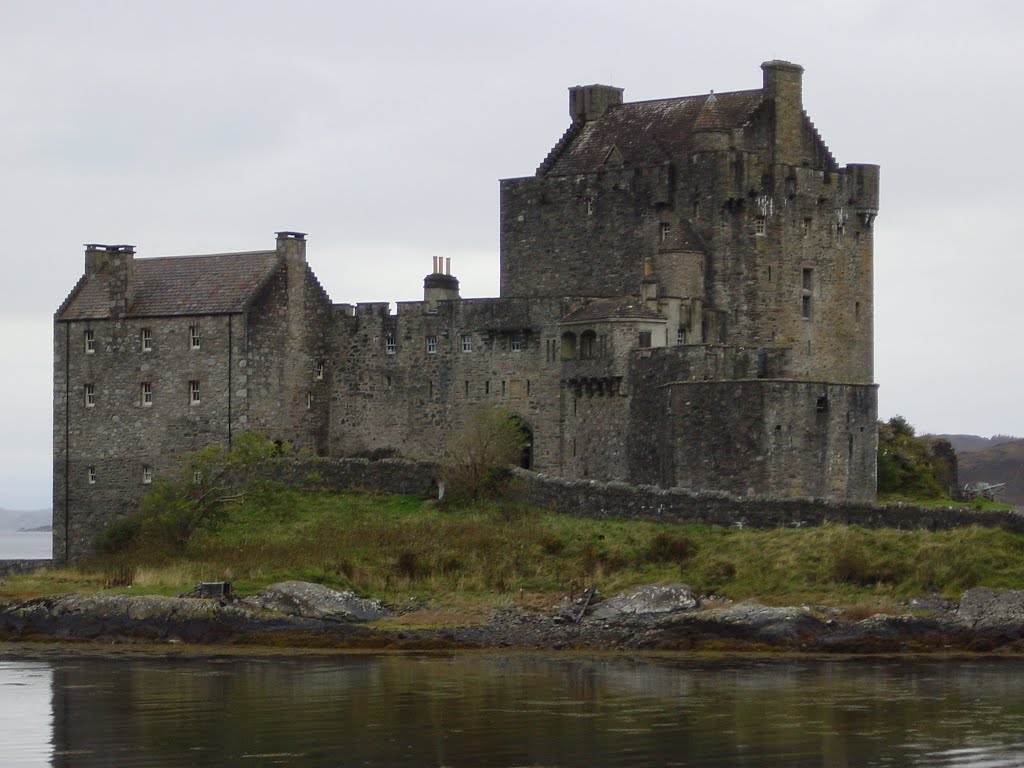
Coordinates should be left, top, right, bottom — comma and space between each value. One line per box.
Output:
3, 582, 1024, 654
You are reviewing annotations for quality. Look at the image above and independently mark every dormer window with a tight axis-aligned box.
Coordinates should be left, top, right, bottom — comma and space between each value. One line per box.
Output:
84, 330, 95, 354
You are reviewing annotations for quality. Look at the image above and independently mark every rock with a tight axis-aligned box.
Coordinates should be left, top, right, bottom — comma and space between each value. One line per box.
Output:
589, 584, 697, 621
957, 587, 1024, 628
241, 581, 389, 622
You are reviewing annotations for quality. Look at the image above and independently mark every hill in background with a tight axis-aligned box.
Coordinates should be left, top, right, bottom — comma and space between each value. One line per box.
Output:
931, 434, 1022, 455
0, 509, 52, 532
955, 440, 1024, 507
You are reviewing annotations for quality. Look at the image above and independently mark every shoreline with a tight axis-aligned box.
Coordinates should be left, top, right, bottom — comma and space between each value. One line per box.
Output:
3, 587, 1024, 656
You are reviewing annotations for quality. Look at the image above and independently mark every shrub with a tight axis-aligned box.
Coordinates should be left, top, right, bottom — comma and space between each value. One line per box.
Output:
646, 531, 694, 564
439, 406, 528, 502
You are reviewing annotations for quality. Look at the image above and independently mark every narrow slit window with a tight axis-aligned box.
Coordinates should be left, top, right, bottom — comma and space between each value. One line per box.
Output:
306, 392, 314, 409
87, 466, 96, 485
315, 361, 324, 380
802, 295, 812, 319
84, 329, 95, 354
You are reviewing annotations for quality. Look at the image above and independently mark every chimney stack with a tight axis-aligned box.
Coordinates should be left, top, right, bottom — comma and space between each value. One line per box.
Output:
84, 243, 135, 317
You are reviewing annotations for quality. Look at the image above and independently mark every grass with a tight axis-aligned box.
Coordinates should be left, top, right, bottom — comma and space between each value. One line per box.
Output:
877, 493, 1014, 511
6, 488, 1024, 615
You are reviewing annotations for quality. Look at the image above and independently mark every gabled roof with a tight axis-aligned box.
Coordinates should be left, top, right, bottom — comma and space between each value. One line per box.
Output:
562, 297, 665, 324
544, 89, 764, 176
57, 251, 282, 320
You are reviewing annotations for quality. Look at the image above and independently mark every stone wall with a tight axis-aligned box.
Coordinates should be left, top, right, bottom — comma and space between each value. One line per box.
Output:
0, 559, 51, 577
508, 468, 1024, 534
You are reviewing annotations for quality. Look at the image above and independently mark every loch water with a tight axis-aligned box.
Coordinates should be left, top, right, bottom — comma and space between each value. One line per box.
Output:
2, 651, 1024, 767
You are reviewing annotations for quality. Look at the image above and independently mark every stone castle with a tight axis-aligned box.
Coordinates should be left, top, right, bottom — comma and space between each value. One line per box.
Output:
54, 61, 879, 561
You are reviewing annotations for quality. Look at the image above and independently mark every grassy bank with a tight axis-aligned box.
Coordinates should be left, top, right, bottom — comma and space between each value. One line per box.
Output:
6, 489, 1024, 618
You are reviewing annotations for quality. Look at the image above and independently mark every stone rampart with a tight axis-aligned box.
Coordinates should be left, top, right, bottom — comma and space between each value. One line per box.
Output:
0, 559, 52, 577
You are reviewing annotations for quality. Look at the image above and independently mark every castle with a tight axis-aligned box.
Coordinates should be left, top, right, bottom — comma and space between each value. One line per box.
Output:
54, 61, 879, 561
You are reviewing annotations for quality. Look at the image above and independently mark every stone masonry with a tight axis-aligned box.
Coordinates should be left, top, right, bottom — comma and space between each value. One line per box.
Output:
53, 61, 879, 560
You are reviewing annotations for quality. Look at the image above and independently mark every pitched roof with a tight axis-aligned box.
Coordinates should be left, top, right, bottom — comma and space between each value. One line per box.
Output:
562, 297, 665, 324
544, 89, 764, 176
57, 251, 282, 320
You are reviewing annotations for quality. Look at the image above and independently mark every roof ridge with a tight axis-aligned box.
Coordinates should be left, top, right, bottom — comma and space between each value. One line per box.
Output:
137, 249, 277, 262
618, 87, 761, 108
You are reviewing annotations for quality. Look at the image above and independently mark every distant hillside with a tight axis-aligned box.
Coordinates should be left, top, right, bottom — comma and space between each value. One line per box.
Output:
958, 440, 1024, 506
930, 434, 1022, 455
0, 509, 52, 533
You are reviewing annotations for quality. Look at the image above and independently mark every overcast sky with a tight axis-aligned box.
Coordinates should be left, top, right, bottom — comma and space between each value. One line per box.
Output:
1, 0, 1021, 509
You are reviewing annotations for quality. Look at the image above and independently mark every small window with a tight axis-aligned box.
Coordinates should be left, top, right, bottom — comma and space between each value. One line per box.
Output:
755, 216, 766, 236
802, 295, 812, 319
802, 218, 811, 237
385, 334, 397, 354
855, 301, 861, 322
315, 361, 324, 380
87, 466, 96, 485
193, 469, 203, 483
585, 198, 594, 216
141, 328, 152, 351
677, 327, 686, 345
142, 465, 153, 484
802, 268, 813, 290
659, 222, 671, 242
638, 331, 652, 349
511, 333, 523, 352
84, 329, 95, 354
189, 326, 201, 349
84, 383, 95, 408
461, 334, 472, 353
426, 335, 438, 354
141, 382, 152, 406
580, 330, 597, 359
836, 223, 845, 239
189, 380, 201, 404
306, 392, 313, 409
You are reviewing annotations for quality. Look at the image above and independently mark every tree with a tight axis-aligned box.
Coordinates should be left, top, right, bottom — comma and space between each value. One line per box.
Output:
95, 432, 284, 556
439, 406, 529, 502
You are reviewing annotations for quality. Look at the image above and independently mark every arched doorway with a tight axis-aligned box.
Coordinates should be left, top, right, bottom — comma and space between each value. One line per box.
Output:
508, 415, 533, 469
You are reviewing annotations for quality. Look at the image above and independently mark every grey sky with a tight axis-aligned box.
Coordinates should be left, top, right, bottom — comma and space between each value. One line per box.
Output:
2, 0, 1022, 508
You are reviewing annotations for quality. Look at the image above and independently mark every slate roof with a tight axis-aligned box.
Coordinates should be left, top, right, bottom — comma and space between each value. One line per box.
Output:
58, 251, 282, 320
561, 297, 665, 324
544, 89, 764, 176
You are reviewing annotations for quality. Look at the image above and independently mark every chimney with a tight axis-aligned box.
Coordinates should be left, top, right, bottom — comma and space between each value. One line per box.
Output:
275, 230, 307, 265
84, 243, 135, 317
569, 84, 624, 123
424, 256, 460, 308
760, 60, 805, 167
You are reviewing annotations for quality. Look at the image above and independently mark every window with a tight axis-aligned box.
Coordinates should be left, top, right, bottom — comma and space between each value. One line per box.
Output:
802, 268, 813, 290
315, 361, 324, 380
141, 382, 152, 406
141, 328, 152, 351
638, 331, 652, 349
719, 210, 728, 230
385, 334, 396, 354
755, 216, 766, 236
189, 380, 200, 404
580, 330, 597, 359
802, 268, 813, 319
193, 469, 203, 483
142, 465, 153, 484
802, 295, 812, 319
511, 334, 523, 352
87, 466, 96, 485
677, 327, 686, 345
461, 334, 472, 353
306, 392, 313, 409
84, 329, 95, 354
802, 218, 811, 237
426, 335, 438, 354
659, 222, 671, 242
84, 383, 95, 408
585, 198, 594, 216
189, 326, 201, 349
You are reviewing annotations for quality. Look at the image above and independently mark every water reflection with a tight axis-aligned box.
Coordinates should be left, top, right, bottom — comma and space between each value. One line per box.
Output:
2, 651, 1024, 766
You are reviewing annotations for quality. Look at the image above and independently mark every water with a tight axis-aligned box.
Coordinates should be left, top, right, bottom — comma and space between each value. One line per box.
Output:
2, 651, 1024, 767
0, 531, 52, 560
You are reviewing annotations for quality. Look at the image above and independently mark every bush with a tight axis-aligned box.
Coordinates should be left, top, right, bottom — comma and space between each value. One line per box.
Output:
440, 406, 528, 502
646, 531, 694, 564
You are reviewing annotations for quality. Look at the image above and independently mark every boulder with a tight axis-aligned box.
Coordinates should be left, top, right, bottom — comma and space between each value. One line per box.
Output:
957, 587, 1024, 629
589, 584, 697, 621
242, 581, 389, 622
